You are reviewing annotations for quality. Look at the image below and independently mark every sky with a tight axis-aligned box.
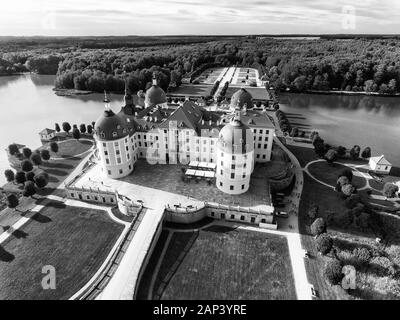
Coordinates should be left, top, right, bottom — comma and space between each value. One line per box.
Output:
0, 0, 399, 36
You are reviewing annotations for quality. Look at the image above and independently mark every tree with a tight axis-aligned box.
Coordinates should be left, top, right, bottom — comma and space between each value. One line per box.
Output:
23, 181, 36, 198
308, 204, 318, 219
388, 79, 397, 94
15, 171, 26, 185
79, 124, 87, 134
313, 136, 326, 157
383, 183, 399, 198
352, 247, 371, 267
324, 259, 344, 285
4, 169, 15, 183
336, 146, 346, 157
342, 183, 355, 197
87, 125, 93, 135
62, 122, 71, 134
40, 149, 50, 162
34, 173, 49, 189
31, 153, 42, 167
311, 218, 326, 236
6, 194, 19, 210
22, 147, 32, 159
350, 145, 360, 160
361, 147, 371, 159
21, 160, 33, 172
50, 142, 59, 153
55, 123, 61, 133
325, 149, 338, 164
316, 234, 333, 255
72, 128, 81, 140
8, 143, 19, 156
339, 168, 353, 182
25, 171, 35, 182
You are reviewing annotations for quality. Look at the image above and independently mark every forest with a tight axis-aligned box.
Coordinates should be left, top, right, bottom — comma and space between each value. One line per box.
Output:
1, 36, 400, 95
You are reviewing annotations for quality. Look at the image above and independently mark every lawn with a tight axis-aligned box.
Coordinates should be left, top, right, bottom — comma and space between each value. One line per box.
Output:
291, 145, 400, 300
168, 84, 213, 97
307, 161, 367, 189
0, 202, 124, 299
49, 138, 93, 159
152, 226, 296, 300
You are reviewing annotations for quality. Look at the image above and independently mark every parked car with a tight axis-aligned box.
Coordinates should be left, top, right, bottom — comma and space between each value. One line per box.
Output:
275, 211, 288, 218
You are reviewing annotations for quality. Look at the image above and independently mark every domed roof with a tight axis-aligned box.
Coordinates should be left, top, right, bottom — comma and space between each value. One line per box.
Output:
230, 88, 253, 109
95, 109, 129, 141
145, 85, 167, 106
217, 117, 254, 154
118, 107, 139, 135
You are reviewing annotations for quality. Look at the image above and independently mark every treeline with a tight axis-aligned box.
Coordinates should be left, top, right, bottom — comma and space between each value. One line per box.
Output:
0, 52, 63, 75
3, 37, 400, 94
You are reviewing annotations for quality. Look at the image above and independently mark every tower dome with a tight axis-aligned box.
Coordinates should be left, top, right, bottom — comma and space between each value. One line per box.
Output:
95, 94, 130, 142
145, 73, 167, 106
217, 114, 254, 154
230, 88, 253, 109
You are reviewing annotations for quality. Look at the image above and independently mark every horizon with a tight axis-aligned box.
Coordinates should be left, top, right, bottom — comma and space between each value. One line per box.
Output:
1, 0, 400, 37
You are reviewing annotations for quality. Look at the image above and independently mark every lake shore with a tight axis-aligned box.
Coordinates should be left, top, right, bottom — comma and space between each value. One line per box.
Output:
284, 89, 400, 98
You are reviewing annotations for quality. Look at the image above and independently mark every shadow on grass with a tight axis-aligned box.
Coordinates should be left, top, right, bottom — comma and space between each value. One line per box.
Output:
0, 246, 14, 262
203, 225, 238, 233
42, 162, 73, 170
154, 232, 199, 299
44, 168, 68, 176
11, 229, 28, 239
30, 212, 52, 223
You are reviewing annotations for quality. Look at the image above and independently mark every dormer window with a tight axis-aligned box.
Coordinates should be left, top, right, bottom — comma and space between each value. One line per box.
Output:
117, 125, 121, 130
112, 132, 117, 138
100, 132, 105, 138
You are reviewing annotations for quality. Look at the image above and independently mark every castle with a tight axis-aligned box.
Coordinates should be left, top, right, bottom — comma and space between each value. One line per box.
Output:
94, 74, 275, 195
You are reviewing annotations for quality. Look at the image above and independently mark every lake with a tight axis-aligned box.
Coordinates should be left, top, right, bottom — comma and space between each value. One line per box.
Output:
279, 93, 400, 166
0, 74, 126, 185
0, 75, 399, 185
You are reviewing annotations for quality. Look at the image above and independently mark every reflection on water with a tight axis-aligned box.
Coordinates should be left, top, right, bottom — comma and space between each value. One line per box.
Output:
280, 93, 400, 167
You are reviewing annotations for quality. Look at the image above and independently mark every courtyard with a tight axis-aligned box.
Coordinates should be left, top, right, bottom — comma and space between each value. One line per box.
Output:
151, 224, 296, 300
168, 84, 213, 97
72, 160, 272, 211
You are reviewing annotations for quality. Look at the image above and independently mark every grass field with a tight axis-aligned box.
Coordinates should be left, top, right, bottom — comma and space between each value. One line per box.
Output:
307, 161, 367, 189
49, 139, 93, 158
0, 202, 123, 299
169, 84, 213, 97
152, 225, 296, 300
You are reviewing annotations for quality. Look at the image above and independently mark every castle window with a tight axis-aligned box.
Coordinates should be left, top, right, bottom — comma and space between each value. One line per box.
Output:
263, 155, 266, 159
101, 132, 105, 139
106, 159, 110, 164
103, 142, 106, 147
220, 182, 223, 187
231, 173, 235, 179
107, 170, 111, 175
259, 129, 263, 134
114, 142, 118, 147
112, 132, 117, 138
117, 157, 121, 164
240, 215, 245, 221
241, 184, 245, 190
264, 144, 267, 149
231, 164, 235, 169
126, 146, 129, 151
119, 169, 123, 174
230, 185, 234, 190
104, 151, 108, 155
258, 144, 261, 148
116, 150, 120, 155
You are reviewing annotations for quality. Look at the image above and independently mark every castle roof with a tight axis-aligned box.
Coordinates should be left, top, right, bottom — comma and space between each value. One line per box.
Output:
94, 109, 129, 141
230, 88, 253, 109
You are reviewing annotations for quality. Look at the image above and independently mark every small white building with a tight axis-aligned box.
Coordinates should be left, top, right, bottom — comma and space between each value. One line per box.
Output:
369, 155, 392, 174
39, 128, 56, 141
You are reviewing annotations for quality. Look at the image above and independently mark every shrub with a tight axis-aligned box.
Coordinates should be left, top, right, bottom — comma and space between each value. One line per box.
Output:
361, 147, 371, 159
316, 234, 333, 255
308, 204, 318, 219
342, 183, 355, 197
62, 122, 71, 133
72, 128, 81, 140
383, 183, 399, 198
21, 160, 33, 172
31, 153, 42, 166
4, 169, 15, 183
354, 212, 370, 230
15, 171, 26, 185
325, 149, 338, 164
25, 171, 35, 182
336, 146, 346, 157
370, 257, 396, 277
350, 145, 361, 160
50, 142, 59, 153
23, 181, 36, 198
352, 247, 372, 267
22, 147, 32, 159
337, 176, 349, 187
40, 149, 51, 162
338, 168, 353, 182
324, 259, 344, 285
6, 194, 19, 210
34, 173, 49, 189
311, 218, 326, 236
8, 143, 19, 156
